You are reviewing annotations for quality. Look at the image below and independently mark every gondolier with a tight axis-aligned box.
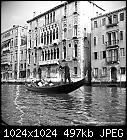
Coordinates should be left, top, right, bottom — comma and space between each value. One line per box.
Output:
59, 63, 71, 84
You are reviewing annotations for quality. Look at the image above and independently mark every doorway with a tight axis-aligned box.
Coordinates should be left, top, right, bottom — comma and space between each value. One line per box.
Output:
111, 67, 117, 82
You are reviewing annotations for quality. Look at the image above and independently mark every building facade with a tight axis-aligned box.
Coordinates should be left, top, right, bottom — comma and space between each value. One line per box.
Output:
1, 25, 27, 81
91, 7, 126, 82
26, 1, 104, 82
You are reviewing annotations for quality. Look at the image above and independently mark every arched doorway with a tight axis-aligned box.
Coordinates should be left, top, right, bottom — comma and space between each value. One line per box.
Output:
111, 67, 117, 82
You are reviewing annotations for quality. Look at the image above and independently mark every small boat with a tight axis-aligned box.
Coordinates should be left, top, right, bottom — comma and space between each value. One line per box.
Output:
25, 78, 85, 94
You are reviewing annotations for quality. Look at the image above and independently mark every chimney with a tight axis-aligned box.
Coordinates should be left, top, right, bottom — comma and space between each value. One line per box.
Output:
33, 11, 36, 18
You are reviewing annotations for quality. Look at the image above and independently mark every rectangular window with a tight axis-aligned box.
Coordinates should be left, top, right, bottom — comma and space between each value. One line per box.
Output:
102, 67, 107, 76
75, 1, 77, 12
74, 67, 77, 75
10, 53, 13, 62
64, 5, 67, 16
24, 63, 26, 69
41, 33, 43, 43
94, 21, 97, 28
20, 50, 23, 60
15, 50, 18, 61
50, 13, 52, 23
94, 68, 98, 77
94, 37, 96, 46
36, 36, 37, 46
56, 27, 58, 39
121, 67, 125, 74
53, 12, 55, 22
48, 14, 49, 24
120, 13, 124, 21
69, 43, 71, 47
74, 25, 78, 36
108, 15, 112, 24
113, 14, 118, 23
102, 35, 104, 44
102, 18, 106, 26
120, 31, 123, 40
120, 48, 125, 57
94, 52, 98, 59
103, 51, 106, 58
45, 15, 46, 25
28, 53, 30, 64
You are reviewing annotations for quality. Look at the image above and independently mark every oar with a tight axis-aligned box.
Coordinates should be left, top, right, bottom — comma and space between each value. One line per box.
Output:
79, 87, 84, 94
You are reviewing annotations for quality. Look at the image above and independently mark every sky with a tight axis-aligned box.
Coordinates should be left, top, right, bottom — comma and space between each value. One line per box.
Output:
1, 1, 126, 33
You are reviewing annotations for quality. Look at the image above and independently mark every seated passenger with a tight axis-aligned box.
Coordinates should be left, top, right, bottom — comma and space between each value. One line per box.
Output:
38, 81, 43, 87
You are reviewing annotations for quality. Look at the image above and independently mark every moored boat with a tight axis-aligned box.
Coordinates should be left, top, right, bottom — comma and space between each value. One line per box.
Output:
25, 78, 85, 94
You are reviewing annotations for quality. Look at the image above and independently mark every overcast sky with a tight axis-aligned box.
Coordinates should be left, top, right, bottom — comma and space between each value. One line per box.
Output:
1, 1, 126, 33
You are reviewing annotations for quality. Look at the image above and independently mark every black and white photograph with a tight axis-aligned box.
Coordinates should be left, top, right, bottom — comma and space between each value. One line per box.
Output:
1, 1, 126, 138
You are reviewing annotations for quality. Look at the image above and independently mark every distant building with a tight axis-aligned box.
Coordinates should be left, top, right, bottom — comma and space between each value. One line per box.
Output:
26, 1, 105, 82
91, 7, 126, 82
1, 25, 27, 81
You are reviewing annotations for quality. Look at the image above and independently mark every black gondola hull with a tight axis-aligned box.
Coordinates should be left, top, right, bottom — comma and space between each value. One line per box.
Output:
25, 78, 85, 94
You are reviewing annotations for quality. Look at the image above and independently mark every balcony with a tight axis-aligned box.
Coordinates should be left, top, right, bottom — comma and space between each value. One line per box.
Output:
39, 59, 59, 66
73, 11, 78, 15
73, 36, 78, 40
106, 22, 118, 28
105, 40, 119, 49
106, 56, 119, 64
62, 38, 66, 42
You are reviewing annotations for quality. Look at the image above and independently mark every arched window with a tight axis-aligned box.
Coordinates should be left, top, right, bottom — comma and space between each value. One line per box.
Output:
53, 29, 55, 40
63, 46, 66, 59
51, 49, 53, 60
50, 30, 52, 44
48, 50, 50, 60
54, 48, 56, 59
42, 51, 44, 61
74, 44, 77, 57
41, 33, 43, 43
57, 48, 59, 59
47, 31, 49, 44
45, 50, 47, 60
44, 32, 46, 45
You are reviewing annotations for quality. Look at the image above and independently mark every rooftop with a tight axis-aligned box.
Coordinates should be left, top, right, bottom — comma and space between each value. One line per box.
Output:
91, 7, 126, 20
27, 1, 105, 23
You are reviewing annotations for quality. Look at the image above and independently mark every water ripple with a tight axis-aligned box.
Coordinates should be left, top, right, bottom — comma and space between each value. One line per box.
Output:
1, 85, 126, 126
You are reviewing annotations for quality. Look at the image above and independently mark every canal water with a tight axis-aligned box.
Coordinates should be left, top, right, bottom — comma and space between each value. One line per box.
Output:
1, 84, 126, 126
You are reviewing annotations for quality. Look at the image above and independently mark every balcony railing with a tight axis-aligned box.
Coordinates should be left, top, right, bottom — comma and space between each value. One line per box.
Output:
106, 56, 119, 64
105, 40, 119, 49
106, 22, 118, 28
39, 59, 59, 66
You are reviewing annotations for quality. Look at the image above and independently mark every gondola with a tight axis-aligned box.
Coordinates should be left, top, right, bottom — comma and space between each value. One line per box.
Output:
25, 78, 85, 94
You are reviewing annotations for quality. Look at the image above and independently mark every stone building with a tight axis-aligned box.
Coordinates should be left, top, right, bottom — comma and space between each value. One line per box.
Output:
26, 1, 105, 82
91, 7, 126, 82
1, 25, 27, 81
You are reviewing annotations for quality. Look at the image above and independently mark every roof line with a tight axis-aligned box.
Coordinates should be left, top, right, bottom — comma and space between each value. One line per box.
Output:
27, 1, 105, 23
88, 1, 105, 11
91, 7, 126, 20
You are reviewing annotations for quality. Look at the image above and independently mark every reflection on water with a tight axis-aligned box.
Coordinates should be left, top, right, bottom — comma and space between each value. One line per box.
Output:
1, 84, 126, 126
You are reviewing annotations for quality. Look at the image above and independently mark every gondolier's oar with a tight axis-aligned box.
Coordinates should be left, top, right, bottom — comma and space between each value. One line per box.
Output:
79, 87, 84, 94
